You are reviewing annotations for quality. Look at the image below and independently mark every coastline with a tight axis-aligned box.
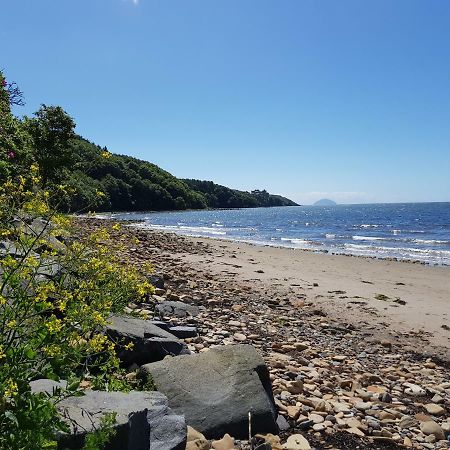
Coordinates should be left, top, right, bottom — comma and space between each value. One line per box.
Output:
131, 221, 450, 267
79, 217, 450, 359
73, 217, 450, 448
168, 232, 450, 358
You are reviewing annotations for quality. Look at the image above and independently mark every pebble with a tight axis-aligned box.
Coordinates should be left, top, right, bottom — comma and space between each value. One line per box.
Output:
211, 433, 235, 450
420, 421, 446, 440
282, 434, 311, 450
424, 403, 446, 416
233, 333, 246, 341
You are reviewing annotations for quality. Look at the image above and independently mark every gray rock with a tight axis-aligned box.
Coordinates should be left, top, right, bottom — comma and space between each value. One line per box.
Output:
56, 390, 186, 450
140, 344, 278, 439
30, 379, 68, 394
148, 274, 165, 289
107, 315, 190, 366
0, 240, 25, 257
149, 320, 171, 331
276, 414, 291, 431
36, 258, 64, 279
168, 326, 198, 339
155, 301, 199, 318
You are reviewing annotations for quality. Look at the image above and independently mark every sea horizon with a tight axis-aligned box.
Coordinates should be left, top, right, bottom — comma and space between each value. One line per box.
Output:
104, 202, 450, 266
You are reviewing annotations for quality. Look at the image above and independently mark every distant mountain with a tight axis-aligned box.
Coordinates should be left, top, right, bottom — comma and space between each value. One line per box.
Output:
314, 199, 337, 206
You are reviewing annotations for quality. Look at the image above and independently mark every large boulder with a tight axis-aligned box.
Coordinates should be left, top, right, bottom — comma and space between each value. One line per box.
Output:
155, 300, 200, 318
106, 315, 190, 366
140, 344, 279, 439
31, 380, 186, 450
59, 391, 186, 450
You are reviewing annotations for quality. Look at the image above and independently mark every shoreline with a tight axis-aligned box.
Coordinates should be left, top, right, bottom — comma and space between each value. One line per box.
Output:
73, 217, 450, 448
126, 223, 450, 358
130, 222, 450, 268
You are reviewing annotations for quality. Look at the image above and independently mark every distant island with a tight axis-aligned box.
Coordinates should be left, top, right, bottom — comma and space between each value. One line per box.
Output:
314, 199, 337, 206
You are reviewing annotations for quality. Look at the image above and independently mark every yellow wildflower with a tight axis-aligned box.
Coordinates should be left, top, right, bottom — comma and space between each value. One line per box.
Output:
4, 379, 18, 398
45, 316, 62, 334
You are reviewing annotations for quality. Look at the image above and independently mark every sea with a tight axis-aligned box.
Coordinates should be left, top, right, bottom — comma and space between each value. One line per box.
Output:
109, 203, 450, 266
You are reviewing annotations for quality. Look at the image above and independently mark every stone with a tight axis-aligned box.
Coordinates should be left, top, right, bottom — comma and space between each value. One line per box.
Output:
187, 440, 211, 450
276, 414, 290, 431
286, 405, 301, 420
148, 274, 165, 289
30, 378, 68, 394
106, 315, 189, 365
141, 344, 278, 439
399, 415, 417, 429
424, 403, 445, 416
168, 325, 198, 339
420, 421, 445, 440
282, 434, 311, 450
233, 333, 247, 341
187, 426, 207, 442
404, 383, 426, 396
308, 413, 324, 424
211, 434, 235, 450
56, 390, 186, 449
346, 427, 365, 437
255, 433, 282, 449
155, 300, 200, 318
0, 240, 25, 257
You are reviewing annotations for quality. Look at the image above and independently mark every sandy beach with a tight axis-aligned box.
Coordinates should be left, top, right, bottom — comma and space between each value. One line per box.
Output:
73, 218, 450, 448
178, 236, 450, 359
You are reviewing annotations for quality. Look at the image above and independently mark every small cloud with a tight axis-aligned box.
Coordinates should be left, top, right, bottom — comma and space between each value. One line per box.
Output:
132, 0, 139, 4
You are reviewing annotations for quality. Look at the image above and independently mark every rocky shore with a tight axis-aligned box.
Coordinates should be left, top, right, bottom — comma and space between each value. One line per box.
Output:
72, 218, 450, 450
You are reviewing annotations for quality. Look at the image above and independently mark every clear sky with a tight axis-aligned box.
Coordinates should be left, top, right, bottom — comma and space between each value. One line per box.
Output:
2, 0, 450, 204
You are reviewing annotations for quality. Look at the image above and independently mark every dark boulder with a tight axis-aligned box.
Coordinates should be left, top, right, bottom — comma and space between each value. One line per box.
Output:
106, 315, 190, 366
140, 344, 278, 439
60, 390, 185, 450
148, 274, 165, 289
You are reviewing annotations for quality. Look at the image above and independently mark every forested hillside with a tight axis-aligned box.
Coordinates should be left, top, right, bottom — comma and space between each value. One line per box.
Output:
61, 137, 298, 212
1, 77, 298, 213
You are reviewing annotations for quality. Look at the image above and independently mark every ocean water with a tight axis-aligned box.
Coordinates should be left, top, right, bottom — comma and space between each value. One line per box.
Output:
110, 203, 450, 266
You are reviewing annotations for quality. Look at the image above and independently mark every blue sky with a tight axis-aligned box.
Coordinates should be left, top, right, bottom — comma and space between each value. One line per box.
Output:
2, 0, 450, 204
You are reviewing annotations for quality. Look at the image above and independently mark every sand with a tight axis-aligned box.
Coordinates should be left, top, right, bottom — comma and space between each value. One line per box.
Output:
175, 236, 450, 356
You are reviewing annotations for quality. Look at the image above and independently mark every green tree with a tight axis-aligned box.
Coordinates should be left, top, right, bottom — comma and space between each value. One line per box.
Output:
0, 71, 32, 182
25, 105, 76, 185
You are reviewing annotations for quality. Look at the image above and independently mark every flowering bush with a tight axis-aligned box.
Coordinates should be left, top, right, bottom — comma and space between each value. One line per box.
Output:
0, 167, 154, 448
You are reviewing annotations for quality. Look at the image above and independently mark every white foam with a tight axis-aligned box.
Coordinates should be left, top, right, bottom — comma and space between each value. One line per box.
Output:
352, 235, 386, 241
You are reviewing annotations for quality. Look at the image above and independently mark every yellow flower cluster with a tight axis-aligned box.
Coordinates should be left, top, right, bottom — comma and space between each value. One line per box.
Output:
3, 379, 18, 398
45, 316, 63, 334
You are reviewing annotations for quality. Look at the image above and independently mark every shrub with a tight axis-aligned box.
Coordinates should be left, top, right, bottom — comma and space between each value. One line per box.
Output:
0, 167, 154, 449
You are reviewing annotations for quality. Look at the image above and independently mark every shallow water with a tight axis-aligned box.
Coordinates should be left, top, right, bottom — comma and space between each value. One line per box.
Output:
109, 202, 450, 265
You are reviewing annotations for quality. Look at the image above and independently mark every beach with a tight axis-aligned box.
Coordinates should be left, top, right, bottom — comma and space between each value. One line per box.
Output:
74, 217, 450, 448
181, 236, 450, 359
